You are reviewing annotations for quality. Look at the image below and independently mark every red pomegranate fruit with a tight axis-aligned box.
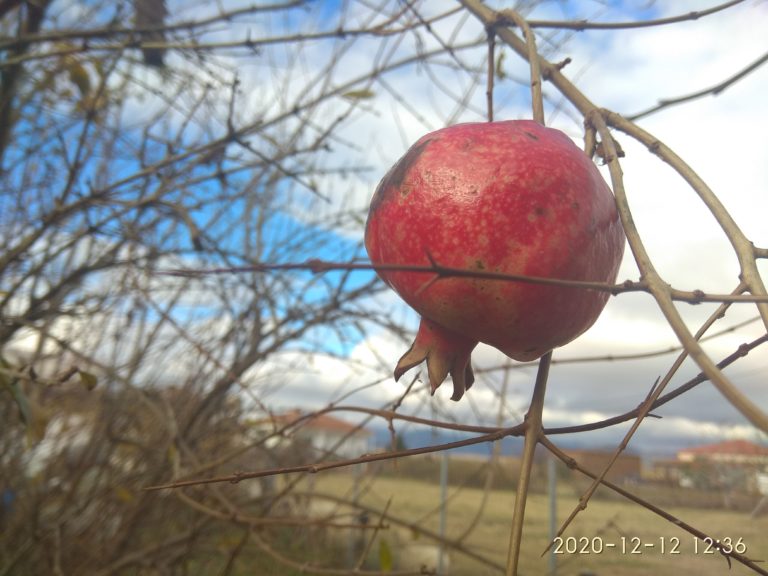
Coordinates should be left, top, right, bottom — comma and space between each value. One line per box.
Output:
365, 120, 625, 401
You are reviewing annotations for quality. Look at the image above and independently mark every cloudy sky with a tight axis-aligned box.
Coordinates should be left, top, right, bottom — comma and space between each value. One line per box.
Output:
230, 0, 768, 457
24, 0, 764, 458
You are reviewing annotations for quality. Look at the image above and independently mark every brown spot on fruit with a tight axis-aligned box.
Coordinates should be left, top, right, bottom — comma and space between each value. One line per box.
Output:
528, 206, 548, 221
370, 138, 433, 212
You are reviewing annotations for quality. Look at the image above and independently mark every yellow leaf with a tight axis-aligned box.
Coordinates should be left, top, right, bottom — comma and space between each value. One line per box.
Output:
379, 539, 393, 572
63, 56, 91, 97
342, 89, 375, 100
495, 50, 507, 80
78, 369, 98, 391
25, 402, 48, 447
114, 486, 134, 503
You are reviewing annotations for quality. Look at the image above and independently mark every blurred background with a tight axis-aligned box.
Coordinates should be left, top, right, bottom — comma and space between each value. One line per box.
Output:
1, 1, 766, 574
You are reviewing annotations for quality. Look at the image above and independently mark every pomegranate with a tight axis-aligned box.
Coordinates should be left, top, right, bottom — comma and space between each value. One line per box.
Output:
364, 120, 625, 401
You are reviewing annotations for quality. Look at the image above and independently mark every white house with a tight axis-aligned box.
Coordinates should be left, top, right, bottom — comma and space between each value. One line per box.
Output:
253, 409, 371, 460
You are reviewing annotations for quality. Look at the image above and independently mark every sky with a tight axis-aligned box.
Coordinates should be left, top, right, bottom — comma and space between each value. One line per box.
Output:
231, 0, 768, 457
12, 0, 766, 459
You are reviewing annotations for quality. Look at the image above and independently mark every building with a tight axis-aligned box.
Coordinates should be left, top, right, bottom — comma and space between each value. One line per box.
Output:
677, 439, 768, 464
671, 439, 768, 492
253, 409, 371, 460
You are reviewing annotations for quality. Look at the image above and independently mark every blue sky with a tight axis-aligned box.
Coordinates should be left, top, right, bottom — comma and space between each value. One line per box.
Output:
8, 0, 766, 456
171, 0, 768, 454
242, 0, 768, 455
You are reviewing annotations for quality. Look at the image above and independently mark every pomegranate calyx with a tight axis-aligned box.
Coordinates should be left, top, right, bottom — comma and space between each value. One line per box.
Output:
394, 317, 477, 401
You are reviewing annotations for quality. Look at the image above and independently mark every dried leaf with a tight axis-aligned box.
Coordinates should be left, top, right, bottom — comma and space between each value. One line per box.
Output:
378, 539, 393, 572
495, 49, 507, 79
342, 89, 375, 100
26, 420, 48, 446
7, 381, 31, 426
65, 57, 91, 97
78, 369, 98, 391
595, 138, 625, 164
114, 486, 134, 503
25, 401, 48, 447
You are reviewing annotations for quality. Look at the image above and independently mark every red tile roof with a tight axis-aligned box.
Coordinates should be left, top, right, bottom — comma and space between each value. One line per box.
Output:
680, 439, 768, 456
266, 409, 371, 436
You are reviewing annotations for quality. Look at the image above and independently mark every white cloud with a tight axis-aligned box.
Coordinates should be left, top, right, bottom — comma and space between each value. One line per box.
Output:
159, 0, 768, 451
16, 1, 768, 454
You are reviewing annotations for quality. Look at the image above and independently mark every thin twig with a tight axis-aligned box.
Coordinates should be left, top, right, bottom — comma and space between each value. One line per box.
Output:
292, 490, 508, 573
156, 259, 768, 304
486, 29, 495, 121
526, 0, 745, 31
497, 9, 544, 124
476, 313, 761, 372
545, 331, 767, 434
354, 498, 393, 571
628, 50, 768, 120
0, 7, 465, 67
143, 427, 513, 491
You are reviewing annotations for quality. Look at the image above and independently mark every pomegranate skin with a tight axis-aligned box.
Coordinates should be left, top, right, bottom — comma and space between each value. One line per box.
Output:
365, 120, 625, 400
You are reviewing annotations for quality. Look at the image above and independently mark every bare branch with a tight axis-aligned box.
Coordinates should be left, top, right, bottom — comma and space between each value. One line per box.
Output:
526, 0, 746, 31
627, 50, 768, 120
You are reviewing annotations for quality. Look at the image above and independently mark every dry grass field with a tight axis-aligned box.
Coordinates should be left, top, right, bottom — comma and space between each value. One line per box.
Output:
297, 460, 768, 576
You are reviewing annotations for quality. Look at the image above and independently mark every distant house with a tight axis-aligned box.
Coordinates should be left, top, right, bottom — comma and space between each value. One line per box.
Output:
677, 439, 768, 464
253, 409, 371, 460
672, 439, 768, 492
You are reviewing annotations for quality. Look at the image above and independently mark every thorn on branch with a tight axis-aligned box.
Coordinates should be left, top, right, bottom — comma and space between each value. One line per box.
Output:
562, 455, 578, 470
574, 19, 589, 31
613, 278, 637, 295
306, 258, 330, 274
424, 249, 439, 270
646, 376, 661, 397
691, 289, 706, 304
226, 121, 237, 142
736, 343, 751, 357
